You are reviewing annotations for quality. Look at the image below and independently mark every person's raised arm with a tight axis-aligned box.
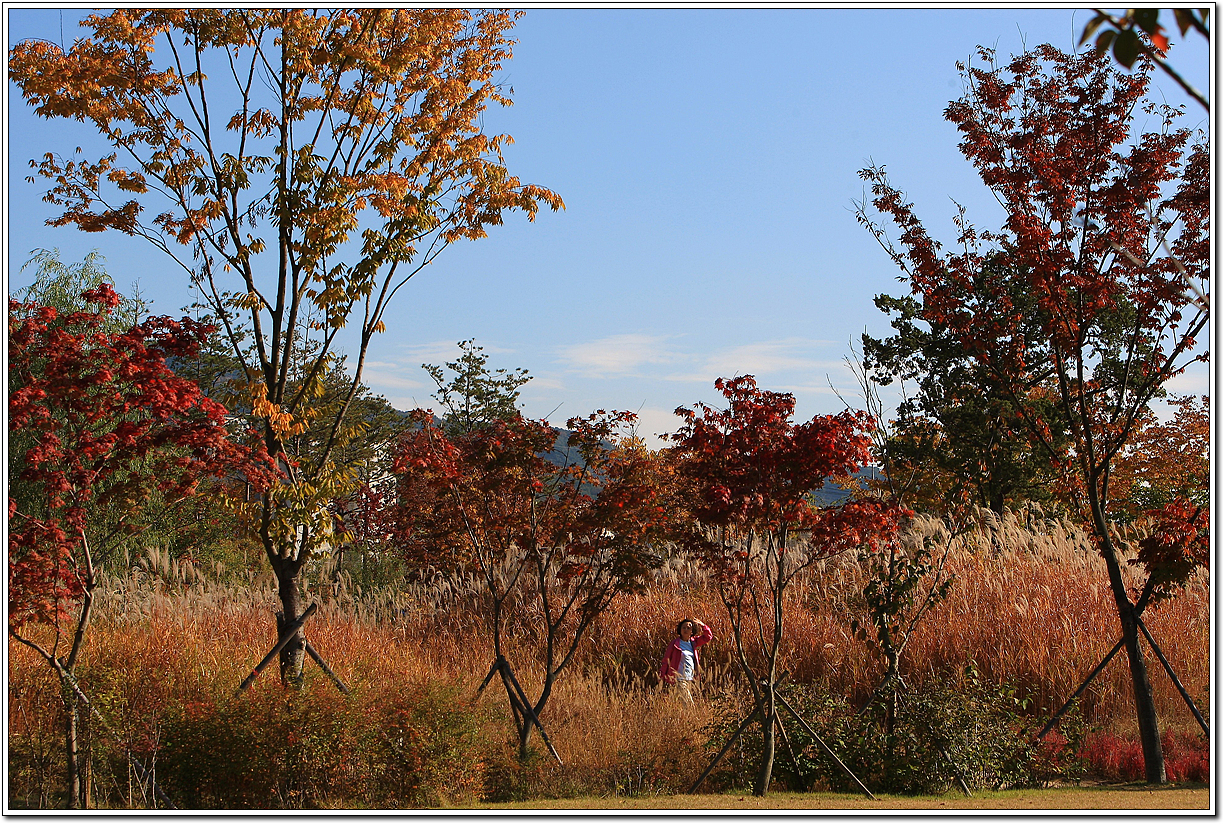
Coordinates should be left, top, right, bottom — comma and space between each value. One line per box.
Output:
693, 620, 712, 647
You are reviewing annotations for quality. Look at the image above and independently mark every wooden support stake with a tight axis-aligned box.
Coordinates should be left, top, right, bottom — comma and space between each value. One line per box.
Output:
1136, 615, 1209, 737
689, 693, 768, 794
303, 640, 350, 695
1034, 637, 1125, 742
855, 671, 899, 718
500, 658, 564, 766
775, 705, 808, 791
497, 661, 527, 737
236, 602, 319, 693
939, 747, 972, 797
775, 691, 876, 800
476, 659, 500, 696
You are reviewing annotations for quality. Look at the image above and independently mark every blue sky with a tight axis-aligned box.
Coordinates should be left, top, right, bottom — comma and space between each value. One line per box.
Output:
5, 8, 1211, 445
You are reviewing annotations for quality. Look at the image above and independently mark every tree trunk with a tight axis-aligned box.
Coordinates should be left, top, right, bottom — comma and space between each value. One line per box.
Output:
81, 705, 92, 809
516, 665, 534, 759
64, 684, 81, 809
1121, 603, 1166, 783
517, 712, 533, 759
883, 654, 900, 737
331, 544, 345, 597
1092, 494, 1165, 783
275, 566, 307, 688
754, 684, 776, 796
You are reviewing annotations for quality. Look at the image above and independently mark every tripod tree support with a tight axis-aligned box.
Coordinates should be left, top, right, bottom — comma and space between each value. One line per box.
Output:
476, 659, 501, 695
939, 746, 973, 797
1034, 637, 1125, 743
303, 640, 351, 695
775, 707, 808, 791
479, 656, 563, 766
774, 691, 876, 800
1136, 616, 1209, 737
236, 602, 321, 693
689, 692, 768, 793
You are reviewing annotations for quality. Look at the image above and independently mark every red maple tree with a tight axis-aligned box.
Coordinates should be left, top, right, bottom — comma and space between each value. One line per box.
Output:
8, 283, 277, 807
669, 375, 900, 795
856, 44, 1208, 783
390, 409, 669, 758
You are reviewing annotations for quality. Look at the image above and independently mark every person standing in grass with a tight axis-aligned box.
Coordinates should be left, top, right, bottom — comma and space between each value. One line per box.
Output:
659, 618, 712, 703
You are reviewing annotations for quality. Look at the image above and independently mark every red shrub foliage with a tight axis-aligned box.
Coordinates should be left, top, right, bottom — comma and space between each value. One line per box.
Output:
1080, 729, 1208, 783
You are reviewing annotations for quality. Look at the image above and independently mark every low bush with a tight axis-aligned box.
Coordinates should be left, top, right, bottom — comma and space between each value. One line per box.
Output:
1079, 729, 1208, 784
701, 666, 1087, 796
156, 676, 495, 809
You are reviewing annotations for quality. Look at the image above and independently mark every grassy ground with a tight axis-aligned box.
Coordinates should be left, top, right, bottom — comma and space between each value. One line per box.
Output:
469, 784, 1211, 811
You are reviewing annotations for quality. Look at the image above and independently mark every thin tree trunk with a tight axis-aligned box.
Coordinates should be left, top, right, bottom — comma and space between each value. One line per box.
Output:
65, 685, 81, 809
1120, 604, 1165, 782
754, 683, 776, 796
517, 670, 535, 758
81, 706, 92, 809
519, 672, 553, 758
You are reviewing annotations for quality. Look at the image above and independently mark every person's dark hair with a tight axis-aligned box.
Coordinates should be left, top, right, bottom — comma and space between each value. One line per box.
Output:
676, 619, 693, 636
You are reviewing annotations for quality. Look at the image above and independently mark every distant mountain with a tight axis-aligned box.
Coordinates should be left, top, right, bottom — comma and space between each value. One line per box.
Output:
809, 465, 885, 506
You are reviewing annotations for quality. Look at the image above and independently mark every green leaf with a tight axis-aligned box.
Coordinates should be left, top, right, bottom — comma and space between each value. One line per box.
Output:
1078, 14, 1108, 46
1133, 8, 1160, 35
1113, 29, 1141, 68
1174, 8, 1195, 36
1173, 8, 1210, 36
1095, 29, 1117, 55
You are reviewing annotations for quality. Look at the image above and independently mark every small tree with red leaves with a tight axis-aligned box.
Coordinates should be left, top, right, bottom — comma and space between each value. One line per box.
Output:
856, 44, 1208, 784
390, 409, 668, 759
325, 479, 396, 594
8, 284, 276, 808
670, 376, 897, 795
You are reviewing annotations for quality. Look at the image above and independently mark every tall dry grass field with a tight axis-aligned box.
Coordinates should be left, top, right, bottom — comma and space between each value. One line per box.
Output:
570, 509, 1207, 733
7, 511, 1209, 808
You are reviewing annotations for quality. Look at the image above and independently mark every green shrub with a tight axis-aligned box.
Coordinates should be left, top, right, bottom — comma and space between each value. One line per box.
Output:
7, 710, 65, 809
701, 666, 1086, 796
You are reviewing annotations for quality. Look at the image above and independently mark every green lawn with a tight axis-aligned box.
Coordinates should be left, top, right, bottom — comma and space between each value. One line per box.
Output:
468, 784, 1210, 812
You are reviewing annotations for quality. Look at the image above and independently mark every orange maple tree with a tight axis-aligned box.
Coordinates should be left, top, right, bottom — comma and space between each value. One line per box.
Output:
10, 10, 563, 685
1110, 395, 1209, 519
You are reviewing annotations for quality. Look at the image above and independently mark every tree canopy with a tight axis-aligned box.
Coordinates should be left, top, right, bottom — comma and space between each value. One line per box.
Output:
857, 43, 1208, 785
10, 9, 563, 685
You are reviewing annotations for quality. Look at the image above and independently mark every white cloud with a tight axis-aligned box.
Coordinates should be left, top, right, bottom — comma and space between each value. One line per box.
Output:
362, 369, 427, 392
557, 333, 682, 377
397, 339, 520, 361
522, 376, 566, 392
662, 338, 841, 384
633, 405, 684, 448
1162, 369, 1210, 397
383, 394, 429, 412
396, 340, 465, 364
703, 338, 834, 375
